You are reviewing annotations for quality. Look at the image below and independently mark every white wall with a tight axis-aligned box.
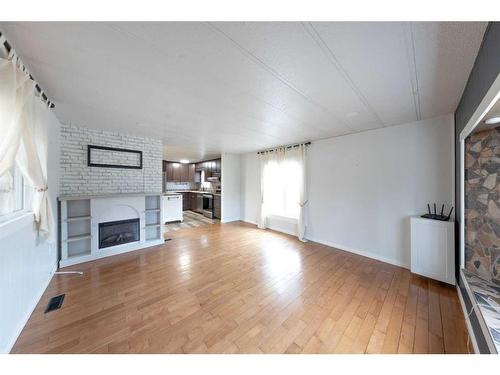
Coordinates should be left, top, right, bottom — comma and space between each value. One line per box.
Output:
240, 114, 455, 268
221, 153, 242, 223
0, 105, 60, 353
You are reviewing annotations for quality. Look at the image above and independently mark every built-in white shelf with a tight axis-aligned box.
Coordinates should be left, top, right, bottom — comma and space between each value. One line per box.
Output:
66, 215, 92, 222
59, 193, 164, 268
66, 234, 92, 242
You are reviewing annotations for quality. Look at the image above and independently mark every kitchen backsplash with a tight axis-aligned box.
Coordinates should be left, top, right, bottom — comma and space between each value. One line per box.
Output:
165, 181, 198, 191
165, 180, 221, 192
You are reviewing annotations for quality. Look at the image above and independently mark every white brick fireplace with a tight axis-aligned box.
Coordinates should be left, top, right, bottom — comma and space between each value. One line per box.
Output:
58, 124, 164, 267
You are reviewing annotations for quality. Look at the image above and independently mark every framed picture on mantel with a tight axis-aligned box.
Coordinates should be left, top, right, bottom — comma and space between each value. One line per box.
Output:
87, 145, 143, 169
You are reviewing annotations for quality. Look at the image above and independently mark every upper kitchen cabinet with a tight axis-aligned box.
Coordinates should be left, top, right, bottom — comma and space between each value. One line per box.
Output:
200, 159, 221, 179
180, 164, 189, 182
172, 163, 182, 182
188, 164, 195, 182
164, 161, 197, 183
164, 158, 221, 183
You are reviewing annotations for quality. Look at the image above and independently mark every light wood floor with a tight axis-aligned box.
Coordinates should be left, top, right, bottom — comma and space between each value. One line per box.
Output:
12, 222, 469, 353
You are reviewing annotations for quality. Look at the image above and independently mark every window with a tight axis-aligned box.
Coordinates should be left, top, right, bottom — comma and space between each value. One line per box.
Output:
262, 157, 301, 219
0, 166, 34, 217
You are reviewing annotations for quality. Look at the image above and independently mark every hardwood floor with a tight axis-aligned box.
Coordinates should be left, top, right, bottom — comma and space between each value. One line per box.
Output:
11, 222, 469, 353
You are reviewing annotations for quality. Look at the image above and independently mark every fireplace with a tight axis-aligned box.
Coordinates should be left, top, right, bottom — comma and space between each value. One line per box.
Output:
99, 218, 140, 249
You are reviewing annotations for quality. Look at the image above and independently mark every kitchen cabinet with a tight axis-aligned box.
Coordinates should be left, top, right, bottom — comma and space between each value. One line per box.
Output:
190, 193, 197, 211
188, 164, 195, 182
172, 163, 181, 182
214, 195, 221, 219
165, 159, 220, 183
180, 164, 189, 182
182, 192, 190, 211
215, 159, 221, 174
166, 162, 174, 181
165, 162, 198, 183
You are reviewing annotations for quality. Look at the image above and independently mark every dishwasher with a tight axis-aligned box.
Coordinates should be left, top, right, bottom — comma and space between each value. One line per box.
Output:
162, 194, 183, 223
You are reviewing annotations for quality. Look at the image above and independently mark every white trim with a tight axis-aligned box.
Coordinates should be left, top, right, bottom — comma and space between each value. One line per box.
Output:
307, 236, 410, 269
460, 139, 465, 268
4, 261, 57, 353
459, 269, 498, 354
458, 73, 500, 270
59, 238, 164, 268
456, 283, 478, 354
242, 219, 408, 269
242, 218, 298, 237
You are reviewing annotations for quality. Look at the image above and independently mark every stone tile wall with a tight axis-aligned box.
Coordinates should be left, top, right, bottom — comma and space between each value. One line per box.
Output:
465, 126, 500, 285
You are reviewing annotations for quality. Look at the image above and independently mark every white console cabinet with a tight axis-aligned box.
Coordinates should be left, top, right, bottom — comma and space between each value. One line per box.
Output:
410, 216, 455, 285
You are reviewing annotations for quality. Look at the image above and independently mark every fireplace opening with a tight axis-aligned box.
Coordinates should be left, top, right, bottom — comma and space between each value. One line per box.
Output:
99, 218, 140, 249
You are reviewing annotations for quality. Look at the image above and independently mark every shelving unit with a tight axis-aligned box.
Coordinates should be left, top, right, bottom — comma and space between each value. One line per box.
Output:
145, 195, 162, 241
62, 199, 92, 262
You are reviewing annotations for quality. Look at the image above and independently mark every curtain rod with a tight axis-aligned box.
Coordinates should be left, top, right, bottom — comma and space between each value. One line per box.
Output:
257, 141, 311, 155
0, 31, 55, 109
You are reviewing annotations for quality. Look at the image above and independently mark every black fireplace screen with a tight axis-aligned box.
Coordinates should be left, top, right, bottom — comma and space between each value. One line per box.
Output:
98, 218, 140, 249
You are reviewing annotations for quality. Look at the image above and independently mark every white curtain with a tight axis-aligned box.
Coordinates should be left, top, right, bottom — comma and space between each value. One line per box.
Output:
293, 144, 308, 242
257, 144, 308, 241
0, 54, 52, 240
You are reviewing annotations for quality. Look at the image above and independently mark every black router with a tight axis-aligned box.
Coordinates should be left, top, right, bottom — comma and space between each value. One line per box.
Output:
421, 203, 453, 221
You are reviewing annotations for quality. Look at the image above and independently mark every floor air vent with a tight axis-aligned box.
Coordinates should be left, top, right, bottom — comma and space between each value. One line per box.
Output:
44, 294, 65, 313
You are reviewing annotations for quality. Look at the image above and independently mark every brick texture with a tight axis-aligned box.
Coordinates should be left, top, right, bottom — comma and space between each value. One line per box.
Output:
60, 124, 162, 196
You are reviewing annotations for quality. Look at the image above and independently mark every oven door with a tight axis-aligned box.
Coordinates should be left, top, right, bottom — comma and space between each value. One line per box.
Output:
202, 194, 214, 218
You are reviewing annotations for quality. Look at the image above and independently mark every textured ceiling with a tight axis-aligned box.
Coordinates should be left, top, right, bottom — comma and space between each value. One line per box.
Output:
0, 22, 487, 162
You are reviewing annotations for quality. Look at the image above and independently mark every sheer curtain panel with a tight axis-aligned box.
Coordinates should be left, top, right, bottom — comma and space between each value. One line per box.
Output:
257, 144, 308, 241
0, 55, 52, 239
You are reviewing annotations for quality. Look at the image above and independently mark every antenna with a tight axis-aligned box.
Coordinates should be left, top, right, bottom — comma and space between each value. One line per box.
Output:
446, 207, 454, 220
440, 204, 444, 216
427, 204, 431, 215
433, 203, 436, 215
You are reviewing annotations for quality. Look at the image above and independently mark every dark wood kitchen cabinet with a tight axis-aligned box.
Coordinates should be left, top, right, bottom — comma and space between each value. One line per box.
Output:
165, 159, 221, 183
188, 164, 195, 182
182, 192, 190, 211
190, 193, 197, 211
180, 164, 189, 182
165, 161, 199, 183
166, 162, 174, 181
172, 164, 181, 182
214, 195, 221, 219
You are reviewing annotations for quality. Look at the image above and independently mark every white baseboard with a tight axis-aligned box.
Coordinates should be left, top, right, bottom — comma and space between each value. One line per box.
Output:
307, 236, 410, 269
241, 219, 297, 237
4, 261, 57, 353
241, 220, 409, 269
456, 284, 478, 354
